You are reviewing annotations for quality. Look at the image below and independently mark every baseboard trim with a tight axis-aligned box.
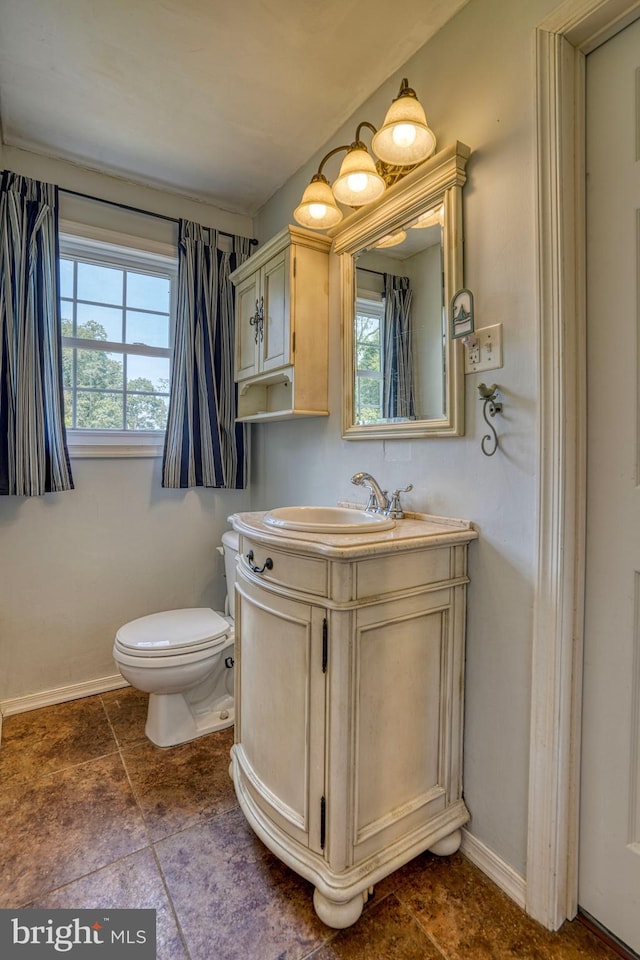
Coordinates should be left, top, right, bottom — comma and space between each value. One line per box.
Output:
461, 828, 527, 910
0, 675, 129, 717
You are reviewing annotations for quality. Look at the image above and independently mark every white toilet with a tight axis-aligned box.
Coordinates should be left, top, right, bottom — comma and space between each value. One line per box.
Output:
112, 530, 239, 748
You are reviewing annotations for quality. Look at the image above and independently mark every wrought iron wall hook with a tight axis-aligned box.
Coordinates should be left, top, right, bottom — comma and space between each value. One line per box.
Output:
477, 383, 503, 456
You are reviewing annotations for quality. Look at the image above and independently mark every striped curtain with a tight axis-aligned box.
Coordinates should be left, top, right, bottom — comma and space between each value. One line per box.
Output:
0, 171, 73, 496
383, 273, 415, 420
162, 220, 251, 489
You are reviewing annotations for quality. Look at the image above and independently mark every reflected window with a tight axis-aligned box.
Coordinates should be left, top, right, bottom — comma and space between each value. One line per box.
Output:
354, 297, 384, 423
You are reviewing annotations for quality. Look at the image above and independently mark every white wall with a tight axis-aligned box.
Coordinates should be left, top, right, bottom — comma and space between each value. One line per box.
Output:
254, 0, 562, 880
0, 146, 253, 706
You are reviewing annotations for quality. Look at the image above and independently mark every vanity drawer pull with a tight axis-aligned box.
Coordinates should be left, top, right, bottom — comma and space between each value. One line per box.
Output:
246, 550, 273, 575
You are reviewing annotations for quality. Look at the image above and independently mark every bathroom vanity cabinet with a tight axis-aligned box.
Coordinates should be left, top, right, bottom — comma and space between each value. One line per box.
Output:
229, 225, 331, 422
228, 510, 478, 928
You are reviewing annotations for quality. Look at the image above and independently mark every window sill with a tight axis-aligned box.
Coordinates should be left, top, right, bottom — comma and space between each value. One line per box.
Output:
66, 431, 165, 459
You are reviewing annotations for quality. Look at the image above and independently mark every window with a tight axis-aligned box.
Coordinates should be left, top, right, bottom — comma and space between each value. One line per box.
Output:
354, 297, 384, 424
59, 232, 177, 456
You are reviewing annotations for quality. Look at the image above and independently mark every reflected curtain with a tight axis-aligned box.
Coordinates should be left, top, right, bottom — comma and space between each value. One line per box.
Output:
162, 220, 252, 489
0, 170, 73, 496
383, 273, 415, 419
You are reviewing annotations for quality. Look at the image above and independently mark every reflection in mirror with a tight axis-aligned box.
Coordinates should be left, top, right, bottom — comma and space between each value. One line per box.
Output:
331, 141, 470, 440
353, 206, 444, 425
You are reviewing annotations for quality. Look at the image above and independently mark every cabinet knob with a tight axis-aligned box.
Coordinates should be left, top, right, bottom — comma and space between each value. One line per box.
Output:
249, 296, 264, 343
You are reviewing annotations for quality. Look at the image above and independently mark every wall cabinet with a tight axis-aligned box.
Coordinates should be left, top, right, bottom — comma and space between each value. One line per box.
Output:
230, 225, 331, 422
229, 510, 478, 928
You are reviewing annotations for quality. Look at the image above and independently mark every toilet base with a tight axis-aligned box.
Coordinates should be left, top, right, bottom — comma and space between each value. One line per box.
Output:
146, 691, 234, 747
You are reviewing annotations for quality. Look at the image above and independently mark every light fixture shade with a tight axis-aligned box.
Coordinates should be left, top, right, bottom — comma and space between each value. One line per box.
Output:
293, 175, 343, 229
409, 204, 444, 229
332, 145, 386, 207
374, 228, 407, 249
372, 88, 436, 166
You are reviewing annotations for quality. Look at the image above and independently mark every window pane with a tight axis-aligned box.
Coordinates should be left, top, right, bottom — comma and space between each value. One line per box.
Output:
358, 377, 382, 407
60, 259, 74, 299
76, 391, 124, 429
77, 303, 123, 343
357, 343, 381, 371
126, 310, 169, 348
63, 389, 73, 428
60, 303, 73, 337
76, 349, 123, 389
127, 394, 169, 431
77, 262, 123, 305
62, 347, 74, 388
126, 272, 170, 312
127, 354, 170, 392
356, 315, 380, 344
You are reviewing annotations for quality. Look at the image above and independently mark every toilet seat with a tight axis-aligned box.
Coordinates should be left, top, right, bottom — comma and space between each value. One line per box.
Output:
115, 608, 230, 658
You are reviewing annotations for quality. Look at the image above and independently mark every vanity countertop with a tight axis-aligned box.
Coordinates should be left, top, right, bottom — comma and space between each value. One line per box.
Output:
228, 506, 478, 560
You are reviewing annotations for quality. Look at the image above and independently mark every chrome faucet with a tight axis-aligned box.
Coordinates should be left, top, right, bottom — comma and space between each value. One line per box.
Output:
350, 472, 389, 514
351, 472, 414, 518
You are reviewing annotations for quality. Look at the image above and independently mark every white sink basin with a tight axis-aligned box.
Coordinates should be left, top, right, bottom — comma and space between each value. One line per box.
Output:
263, 506, 395, 534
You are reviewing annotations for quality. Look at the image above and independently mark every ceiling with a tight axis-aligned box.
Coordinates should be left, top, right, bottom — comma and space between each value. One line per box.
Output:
0, 0, 470, 216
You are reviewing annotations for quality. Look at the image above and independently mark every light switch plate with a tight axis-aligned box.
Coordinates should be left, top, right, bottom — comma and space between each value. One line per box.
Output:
464, 323, 503, 374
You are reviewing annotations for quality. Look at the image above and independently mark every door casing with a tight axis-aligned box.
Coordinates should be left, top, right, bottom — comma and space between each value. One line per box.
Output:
530, 0, 640, 931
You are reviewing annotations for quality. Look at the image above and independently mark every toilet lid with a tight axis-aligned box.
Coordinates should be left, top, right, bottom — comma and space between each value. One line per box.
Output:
115, 608, 230, 656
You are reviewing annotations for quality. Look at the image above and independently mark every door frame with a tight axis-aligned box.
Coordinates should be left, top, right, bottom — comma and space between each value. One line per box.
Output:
529, 0, 640, 930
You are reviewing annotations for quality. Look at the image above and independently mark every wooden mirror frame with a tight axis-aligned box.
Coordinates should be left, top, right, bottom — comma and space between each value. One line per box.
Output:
330, 141, 470, 440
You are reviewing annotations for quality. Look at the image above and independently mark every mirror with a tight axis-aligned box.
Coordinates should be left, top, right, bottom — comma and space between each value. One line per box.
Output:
331, 141, 470, 439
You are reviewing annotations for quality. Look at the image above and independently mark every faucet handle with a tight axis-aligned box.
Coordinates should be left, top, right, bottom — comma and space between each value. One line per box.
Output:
387, 484, 413, 520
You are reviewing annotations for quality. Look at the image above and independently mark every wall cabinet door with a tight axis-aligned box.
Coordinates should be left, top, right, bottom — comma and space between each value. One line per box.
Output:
235, 248, 291, 382
234, 270, 261, 381
261, 246, 290, 374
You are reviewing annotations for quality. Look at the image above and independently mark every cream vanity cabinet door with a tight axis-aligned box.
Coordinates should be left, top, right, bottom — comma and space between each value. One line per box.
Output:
234, 570, 327, 853
230, 225, 330, 421
340, 584, 466, 871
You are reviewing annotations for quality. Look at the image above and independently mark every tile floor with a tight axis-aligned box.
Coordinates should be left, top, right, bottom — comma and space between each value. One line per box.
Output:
0, 688, 620, 960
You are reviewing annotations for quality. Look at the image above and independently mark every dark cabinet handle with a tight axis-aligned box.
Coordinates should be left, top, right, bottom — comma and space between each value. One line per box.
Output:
246, 550, 273, 574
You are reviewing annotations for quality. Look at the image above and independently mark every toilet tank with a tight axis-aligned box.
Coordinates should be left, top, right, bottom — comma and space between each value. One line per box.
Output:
221, 530, 239, 620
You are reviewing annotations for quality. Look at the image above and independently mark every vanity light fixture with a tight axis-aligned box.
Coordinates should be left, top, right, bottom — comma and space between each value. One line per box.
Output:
293, 78, 436, 232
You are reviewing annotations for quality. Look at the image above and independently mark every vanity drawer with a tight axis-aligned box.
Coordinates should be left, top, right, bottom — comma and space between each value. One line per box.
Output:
355, 546, 452, 599
240, 537, 329, 597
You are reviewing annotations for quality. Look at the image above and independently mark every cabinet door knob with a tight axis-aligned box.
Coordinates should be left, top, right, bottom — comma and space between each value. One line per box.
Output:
246, 550, 273, 574
249, 296, 265, 344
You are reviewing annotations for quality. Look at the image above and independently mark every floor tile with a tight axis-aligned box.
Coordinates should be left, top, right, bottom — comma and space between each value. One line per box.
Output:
0, 697, 117, 785
30, 848, 188, 960
155, 806, 332, 960
121, 727, 237, 841
306, 894, 444, 959
392, 851, 618, 960
101, 686, 149, 747
0, 754, 149, 908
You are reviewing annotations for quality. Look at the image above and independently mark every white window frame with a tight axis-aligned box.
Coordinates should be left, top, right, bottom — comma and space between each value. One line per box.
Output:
59, 225, 178, 459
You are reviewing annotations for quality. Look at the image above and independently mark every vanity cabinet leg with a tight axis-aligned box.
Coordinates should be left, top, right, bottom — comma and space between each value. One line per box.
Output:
428, 828, 462, 857
313, 888, 364, 929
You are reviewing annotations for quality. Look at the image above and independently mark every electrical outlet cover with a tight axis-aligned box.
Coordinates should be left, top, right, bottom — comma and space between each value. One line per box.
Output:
464, 323, 503, 374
